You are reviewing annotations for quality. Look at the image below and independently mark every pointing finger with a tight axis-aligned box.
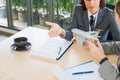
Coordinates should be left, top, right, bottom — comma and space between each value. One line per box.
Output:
45, 21, 53, 27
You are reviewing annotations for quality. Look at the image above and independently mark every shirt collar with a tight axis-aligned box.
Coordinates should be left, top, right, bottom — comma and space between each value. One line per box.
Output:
88, 10, 99, 20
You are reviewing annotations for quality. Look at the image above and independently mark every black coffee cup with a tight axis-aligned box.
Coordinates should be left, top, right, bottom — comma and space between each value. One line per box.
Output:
14, 37, 28, 48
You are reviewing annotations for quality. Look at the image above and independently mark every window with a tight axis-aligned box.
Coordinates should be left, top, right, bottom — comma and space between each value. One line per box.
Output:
0, 0, 79, 30
106, 0, 117, 5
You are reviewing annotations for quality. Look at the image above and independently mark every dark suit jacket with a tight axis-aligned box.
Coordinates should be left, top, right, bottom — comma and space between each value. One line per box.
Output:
64, 6, 120, 41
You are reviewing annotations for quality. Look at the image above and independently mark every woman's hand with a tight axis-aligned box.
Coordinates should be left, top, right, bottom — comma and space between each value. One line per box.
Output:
45, 21, 65, 37
82, 39, 106, 62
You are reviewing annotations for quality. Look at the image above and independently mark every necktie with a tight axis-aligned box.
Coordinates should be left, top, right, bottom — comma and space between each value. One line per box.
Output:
90, 15, 95, 31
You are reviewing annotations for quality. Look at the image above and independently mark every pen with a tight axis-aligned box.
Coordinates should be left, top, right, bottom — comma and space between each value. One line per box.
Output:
72, 71, 94, 75
65, 60, 93, 70
58, 47, 62, 55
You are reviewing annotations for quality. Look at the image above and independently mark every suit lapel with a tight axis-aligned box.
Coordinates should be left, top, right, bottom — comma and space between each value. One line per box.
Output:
81, 9, 105, 31
96, 8, 104, 28
82, 10, 89, 30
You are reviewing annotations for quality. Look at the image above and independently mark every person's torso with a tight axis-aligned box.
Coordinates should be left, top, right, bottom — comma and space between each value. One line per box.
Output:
71, 6, 115, 41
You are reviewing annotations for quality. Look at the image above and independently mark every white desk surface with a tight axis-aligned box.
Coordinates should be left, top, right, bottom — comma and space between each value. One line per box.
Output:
0, 27, 118, 80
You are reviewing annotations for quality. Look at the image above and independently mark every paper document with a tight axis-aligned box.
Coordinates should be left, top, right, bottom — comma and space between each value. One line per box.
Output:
52, 60, 103, 80
29, 36, 72, 62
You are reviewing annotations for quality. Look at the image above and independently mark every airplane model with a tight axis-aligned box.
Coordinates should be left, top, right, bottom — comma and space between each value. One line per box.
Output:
71, 28, 100, 46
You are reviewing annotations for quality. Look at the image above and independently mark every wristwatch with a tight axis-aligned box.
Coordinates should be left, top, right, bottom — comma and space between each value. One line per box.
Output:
99, 57, 108, 65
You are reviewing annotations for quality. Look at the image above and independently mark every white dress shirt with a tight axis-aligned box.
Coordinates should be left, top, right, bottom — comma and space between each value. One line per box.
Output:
88, 10, 99, 31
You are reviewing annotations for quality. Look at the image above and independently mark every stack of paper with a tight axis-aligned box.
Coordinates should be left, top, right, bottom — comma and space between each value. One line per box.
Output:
52, 60, 103, 80
29, 36, 72, 63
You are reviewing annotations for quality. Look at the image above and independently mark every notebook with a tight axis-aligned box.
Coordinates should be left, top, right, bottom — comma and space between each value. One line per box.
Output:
29, 36, 73, 63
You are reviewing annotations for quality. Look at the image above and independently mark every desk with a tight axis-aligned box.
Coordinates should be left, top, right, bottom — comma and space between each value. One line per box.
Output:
0, 27, 118, 80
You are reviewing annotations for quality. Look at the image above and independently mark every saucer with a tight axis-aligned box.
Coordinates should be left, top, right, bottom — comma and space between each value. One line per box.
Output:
10, 42, 32, 51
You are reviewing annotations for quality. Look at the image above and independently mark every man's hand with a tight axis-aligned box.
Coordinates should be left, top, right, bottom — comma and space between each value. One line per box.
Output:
82, 39, 106, 62
45, 21, 65, 37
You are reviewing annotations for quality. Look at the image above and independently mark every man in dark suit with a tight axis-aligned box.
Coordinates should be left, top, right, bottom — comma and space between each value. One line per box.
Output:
45, 0, 120, 42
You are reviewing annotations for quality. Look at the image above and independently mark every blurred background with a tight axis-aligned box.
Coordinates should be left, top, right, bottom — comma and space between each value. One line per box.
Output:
0, 0, 117, 40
